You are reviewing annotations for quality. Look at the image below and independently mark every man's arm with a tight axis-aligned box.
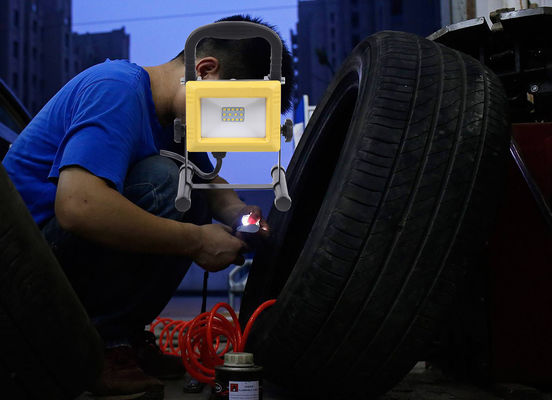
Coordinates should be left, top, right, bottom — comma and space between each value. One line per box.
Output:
55, 166, 246, 271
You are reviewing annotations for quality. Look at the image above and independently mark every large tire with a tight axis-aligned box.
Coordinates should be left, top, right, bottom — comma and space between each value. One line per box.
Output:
0, 164, 103, 399
240, 31, 510, 398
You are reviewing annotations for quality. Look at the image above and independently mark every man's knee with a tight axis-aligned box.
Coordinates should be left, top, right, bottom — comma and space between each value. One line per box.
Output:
124, 155, 181, 219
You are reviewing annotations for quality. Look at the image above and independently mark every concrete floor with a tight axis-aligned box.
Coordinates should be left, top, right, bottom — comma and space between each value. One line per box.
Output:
157, 362, 551, 400
79, 363, 550, 400
79, 296, 551, 400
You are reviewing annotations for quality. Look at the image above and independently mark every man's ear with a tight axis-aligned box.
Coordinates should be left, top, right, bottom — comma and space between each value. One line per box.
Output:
195, 57, 220, 80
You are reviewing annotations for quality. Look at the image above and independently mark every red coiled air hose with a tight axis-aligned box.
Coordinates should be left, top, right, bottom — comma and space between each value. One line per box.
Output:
150, 299, 276, 385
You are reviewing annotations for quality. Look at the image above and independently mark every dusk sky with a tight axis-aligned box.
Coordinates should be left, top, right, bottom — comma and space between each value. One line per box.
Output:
72, 1, 300, 185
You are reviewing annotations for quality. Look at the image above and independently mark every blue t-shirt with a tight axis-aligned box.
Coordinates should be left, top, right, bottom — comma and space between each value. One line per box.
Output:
3, 59, 212, 226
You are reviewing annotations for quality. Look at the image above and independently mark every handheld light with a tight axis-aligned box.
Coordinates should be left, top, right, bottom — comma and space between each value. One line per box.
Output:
236, 212, 261, 233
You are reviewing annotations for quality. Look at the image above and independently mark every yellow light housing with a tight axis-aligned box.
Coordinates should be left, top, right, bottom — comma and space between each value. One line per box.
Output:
185, 80, 281, 152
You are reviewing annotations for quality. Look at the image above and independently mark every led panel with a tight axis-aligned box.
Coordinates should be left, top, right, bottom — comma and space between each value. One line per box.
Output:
201, 98, 266, 138
221, 106, 244, 122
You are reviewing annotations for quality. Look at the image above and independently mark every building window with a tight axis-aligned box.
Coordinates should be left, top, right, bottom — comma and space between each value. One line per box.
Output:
33, 20, 38, 34
330, 12, 335, 23
330, 27, 335, 38
13, 9, 19, 27
64, 58, 69, 73
65, 33, 69, 48
351, 12, 359, 28
12, 73, 18, 90
13, 41, 19, 58
32, 47, 37, 60
351, 34, 360, 48
32, 75, 37, 89
32, 3, 37, 13
331, 42, 336, 52
350, 0, 358, 5
391, 0, 403, 16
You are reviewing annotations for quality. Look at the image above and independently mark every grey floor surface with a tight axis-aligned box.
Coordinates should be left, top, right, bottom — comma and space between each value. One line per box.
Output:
159, 362, 526, 400
79, 363, 550, 400
79, 296, 550, 400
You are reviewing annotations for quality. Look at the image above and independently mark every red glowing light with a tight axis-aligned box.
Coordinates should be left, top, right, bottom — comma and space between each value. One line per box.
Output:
241, 213, 260, 226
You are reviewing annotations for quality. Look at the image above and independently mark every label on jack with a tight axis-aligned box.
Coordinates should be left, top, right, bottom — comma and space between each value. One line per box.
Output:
214, 352, 263, 400
229, 380, 259, 400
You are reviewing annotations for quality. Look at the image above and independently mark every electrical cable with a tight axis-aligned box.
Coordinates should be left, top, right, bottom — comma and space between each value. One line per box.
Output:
73, 5, 297, 27
150, 299, 276, 385
159, 149, 224, 180
201, 271, 209, 314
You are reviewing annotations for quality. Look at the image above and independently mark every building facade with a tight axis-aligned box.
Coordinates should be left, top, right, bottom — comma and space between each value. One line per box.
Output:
0, 0, 129, 115
73, 28, 130, 74
292, 0, 443, 106
0, 0, 72, 115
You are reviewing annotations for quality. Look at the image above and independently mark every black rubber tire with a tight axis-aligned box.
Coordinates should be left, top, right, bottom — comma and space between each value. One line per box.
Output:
240, 31, 510, 398
0, 164, 104, 399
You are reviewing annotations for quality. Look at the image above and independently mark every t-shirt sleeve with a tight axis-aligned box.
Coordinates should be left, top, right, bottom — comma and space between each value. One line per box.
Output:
49, 79, 143, 192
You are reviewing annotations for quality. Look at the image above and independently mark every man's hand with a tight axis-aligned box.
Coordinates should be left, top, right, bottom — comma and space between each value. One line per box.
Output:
193, 224, 248, 272
232, 205, 270, 250
205, 176, 270, 250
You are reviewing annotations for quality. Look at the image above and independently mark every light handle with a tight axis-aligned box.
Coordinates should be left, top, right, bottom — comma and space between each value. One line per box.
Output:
184, 21, 283, 82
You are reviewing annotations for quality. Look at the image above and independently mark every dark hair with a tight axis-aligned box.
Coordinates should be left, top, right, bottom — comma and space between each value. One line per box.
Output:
175, 15, 294, 113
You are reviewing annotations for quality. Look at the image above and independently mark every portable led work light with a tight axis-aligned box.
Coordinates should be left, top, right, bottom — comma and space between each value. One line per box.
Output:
161, 21, 293, 212
186, 80, 281, 152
